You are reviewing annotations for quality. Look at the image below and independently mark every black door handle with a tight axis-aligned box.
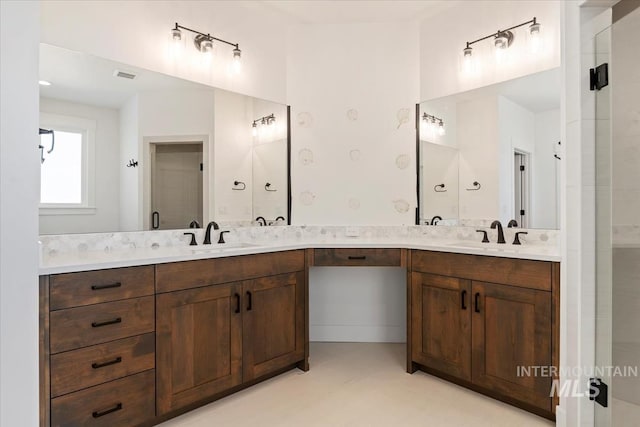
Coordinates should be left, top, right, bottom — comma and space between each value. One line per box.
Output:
348, 256, 366, 260
461, 290, 467, 310
91, 282, 121, 291
92, 356, 122, 369
234, 293, 240, 314
92, 403, 122, 418
474, 293, 481, 313
91, 317, 122, 328
152, 211, 160, 229
246, 291, 252, 311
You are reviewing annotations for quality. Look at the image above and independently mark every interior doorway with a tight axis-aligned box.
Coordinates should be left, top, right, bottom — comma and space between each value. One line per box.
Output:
150, 142, 203, 230
514, 150, 530, 228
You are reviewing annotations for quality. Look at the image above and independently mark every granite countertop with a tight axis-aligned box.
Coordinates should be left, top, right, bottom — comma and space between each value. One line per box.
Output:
40, 237, 562, 275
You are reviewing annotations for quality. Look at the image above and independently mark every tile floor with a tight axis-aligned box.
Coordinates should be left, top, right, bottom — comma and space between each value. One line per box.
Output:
159, 342, 554, 427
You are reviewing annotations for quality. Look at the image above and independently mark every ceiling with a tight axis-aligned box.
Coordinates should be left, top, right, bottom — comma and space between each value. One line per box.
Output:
39, 44, 208, 109
263, 0, 458, 24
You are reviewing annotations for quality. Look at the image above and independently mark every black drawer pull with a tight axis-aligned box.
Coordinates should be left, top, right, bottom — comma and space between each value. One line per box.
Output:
92, 403, 122, 418
91, 317, 122, 328
474, 293, 481, 313
92, 356, 122, 369
348, 256, 366, 260
91, 282, 122, 291
235, 293, 241, 314
247, 291, 252, 311
461, 290, 467, 310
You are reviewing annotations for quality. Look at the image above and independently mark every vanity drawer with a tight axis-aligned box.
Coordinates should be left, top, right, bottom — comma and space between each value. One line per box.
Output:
50, 296, 155, 354
50, 266, 154, 310
51, 369, 155, 427
156, 250, 305, 293
51, 333, 155, 397
411, 250, 552, 291
313, 248, 402, 267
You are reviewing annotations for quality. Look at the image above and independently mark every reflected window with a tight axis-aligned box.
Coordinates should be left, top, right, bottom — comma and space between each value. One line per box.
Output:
39, 113, 95, 212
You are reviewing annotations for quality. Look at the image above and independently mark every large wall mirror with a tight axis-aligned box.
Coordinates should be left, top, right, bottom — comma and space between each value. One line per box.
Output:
38, 44, 290, 234
418, 67, 561, 229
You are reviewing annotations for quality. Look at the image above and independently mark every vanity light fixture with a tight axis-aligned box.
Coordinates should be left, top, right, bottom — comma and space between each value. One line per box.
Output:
462, 17, 541, 64
170, 22, 241, 71
252, 114, 275, 137
422, 113, 445, 136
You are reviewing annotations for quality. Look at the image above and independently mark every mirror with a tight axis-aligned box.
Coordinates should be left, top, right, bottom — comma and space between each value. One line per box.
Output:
38, 44, 290, 234
418, 68, 561, 229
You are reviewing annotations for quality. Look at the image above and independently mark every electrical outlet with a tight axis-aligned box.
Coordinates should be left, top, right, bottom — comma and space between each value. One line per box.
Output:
345, 227, 360, 237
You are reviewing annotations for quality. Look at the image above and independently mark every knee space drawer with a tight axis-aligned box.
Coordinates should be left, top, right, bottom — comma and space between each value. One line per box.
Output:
313, 248, 402, 266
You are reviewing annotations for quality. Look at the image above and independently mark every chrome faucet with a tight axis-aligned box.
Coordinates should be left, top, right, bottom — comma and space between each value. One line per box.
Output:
430, 215, 443, 225
255, 216, 267, 226
203, 221, 219, 244
490, 220, 506, 244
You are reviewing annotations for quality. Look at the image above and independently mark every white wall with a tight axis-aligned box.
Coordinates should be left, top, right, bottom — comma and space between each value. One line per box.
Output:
39, 98, 120, 233
287, 22, 419, 225
533, 108, 561, 229
40, 0, 290, 103
420, 142, 459, 222
0, 1, 40, 425
457, 95, 500, 221
213, 90, 253, 223
119, 95, 140, 231
420, 0, 561, 101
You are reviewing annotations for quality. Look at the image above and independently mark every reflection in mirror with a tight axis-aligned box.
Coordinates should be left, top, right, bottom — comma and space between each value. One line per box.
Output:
418, 67, 561, 229
38, 43, 290, 234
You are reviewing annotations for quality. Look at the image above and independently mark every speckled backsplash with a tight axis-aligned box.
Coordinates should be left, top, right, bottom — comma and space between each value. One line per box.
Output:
39, 225, 559, 258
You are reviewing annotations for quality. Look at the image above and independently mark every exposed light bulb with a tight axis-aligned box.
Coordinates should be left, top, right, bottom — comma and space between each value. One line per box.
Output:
438, 121, 445, 136
39, 80, 51, 86
252, 122, 257, 137
494, 31, 511, 64
463, 46, 474, 74
168, 27, 184, 59
529, 21, 542, 54
232, 47, 242, 74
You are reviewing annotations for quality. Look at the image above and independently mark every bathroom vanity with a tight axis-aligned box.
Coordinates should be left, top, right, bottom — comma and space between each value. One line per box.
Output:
39, 236, 559, 426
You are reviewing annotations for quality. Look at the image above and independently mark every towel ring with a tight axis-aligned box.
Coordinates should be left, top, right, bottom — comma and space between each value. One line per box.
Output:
265, 183, 277, 192
232, 180, 246, 190
466, 181, 481, 191
434, 184, 447, 193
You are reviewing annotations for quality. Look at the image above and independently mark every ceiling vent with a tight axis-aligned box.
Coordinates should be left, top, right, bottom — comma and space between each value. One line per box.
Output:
113, 69, 137, 80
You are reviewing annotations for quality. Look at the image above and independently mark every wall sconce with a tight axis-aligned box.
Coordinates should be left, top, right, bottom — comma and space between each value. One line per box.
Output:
422, 113, 445, 136
462, 17, 542, 67
252, 114, 276, 137
170, 22, 242, 72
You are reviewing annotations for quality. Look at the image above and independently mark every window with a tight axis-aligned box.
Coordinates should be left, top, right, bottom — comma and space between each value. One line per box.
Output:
39, 113, 95, 213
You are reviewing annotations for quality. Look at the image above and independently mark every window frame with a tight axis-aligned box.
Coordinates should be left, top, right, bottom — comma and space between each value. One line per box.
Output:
39, 112, 96, 215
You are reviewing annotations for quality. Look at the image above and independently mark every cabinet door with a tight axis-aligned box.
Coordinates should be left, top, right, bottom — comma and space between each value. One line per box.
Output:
471, 281, 552, 411
411, 272, 472, 380
243, 271, 305, 382
156, 283, 242, 415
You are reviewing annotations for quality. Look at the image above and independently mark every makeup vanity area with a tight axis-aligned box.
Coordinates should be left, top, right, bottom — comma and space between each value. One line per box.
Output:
38, 44, 562, 426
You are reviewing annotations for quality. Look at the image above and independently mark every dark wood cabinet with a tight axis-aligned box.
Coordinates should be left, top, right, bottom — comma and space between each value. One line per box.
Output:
471, 281, 552, 412
242, 272, 305, 381
156, 282, 243, 415
411, 272, 471, 381
409, 250, 559, 419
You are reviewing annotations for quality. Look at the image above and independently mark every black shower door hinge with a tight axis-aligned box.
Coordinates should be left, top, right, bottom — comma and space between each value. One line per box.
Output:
590, 63, 609, 91
589, 378, 608, 407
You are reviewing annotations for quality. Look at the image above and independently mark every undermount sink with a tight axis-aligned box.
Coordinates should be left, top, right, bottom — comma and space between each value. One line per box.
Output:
445, 241, 517, 250
189, 242, 262, 253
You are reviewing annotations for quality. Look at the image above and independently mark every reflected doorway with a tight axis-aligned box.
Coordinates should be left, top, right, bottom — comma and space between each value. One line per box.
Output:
150, 142, 203, 230
514, 150, 530, 228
